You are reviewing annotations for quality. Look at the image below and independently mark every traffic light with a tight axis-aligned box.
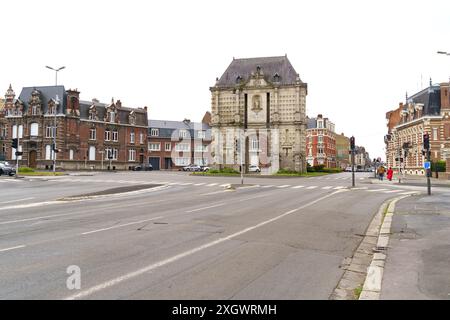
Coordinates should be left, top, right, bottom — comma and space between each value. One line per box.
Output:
11, 138, 18, 149
350, 136, 355, 150
423, 133, 430, 150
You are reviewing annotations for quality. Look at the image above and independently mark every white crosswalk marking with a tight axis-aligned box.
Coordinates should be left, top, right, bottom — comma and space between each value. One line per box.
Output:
277, 185, 291, 188
220, 184, 229, 187
306, 186, 318, 189
367, 189, 388, 192
399, 191, 418, 195
206, 183, 218, 186
383, 190, 404, 193
322, 186, 333, 190
292, 185, 305, 189
194, 183, 206, 186
334, 186, 345, 190
261, 185, 274, 188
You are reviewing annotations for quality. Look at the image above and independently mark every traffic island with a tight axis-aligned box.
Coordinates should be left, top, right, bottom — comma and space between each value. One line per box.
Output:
58, 184, 164, 201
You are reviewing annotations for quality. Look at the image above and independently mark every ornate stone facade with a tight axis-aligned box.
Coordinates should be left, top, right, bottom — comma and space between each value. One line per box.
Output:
385, 81, 450, 175
210, 56, 307, 173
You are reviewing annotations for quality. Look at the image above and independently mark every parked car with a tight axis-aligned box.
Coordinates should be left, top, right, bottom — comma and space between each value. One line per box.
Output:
133, 164, 153, 171
0, 161, 16, 176
200, 166, 210, 172
344, 166, 352, 172
182, 164, 201, 172
248, 165, 261, 173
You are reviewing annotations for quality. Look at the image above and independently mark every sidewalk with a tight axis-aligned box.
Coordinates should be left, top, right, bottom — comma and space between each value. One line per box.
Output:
370, 174, 450, 188
380, 193, 450, 299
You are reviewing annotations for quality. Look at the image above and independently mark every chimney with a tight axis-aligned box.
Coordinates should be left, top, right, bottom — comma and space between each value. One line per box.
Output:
183, 118, 191, 124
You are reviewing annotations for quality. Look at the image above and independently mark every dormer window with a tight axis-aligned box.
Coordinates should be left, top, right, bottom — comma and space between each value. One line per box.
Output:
110, 111, 115, 123
235, 75, 242, 84
273, 73, 280, 82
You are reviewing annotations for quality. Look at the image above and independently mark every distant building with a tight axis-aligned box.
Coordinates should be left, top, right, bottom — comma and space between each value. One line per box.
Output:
335, 133, 350, 169
0, 97, 6, 160
210, 55, 308, 174
1, 85, 148, 170
306, 114, 336, 168
385, 81, 450, 175
148, 115, 212, 170
354, 145, 371, 170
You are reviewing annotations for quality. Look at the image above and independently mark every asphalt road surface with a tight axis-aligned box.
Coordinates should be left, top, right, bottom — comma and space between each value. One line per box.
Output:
0, 171, 424, 299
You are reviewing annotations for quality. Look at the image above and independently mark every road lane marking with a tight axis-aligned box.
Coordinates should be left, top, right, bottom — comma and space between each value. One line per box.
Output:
194, 183, 206, 186
0, 245, 26, 253
292, 185, 305, 189
367, 189, 388, 192
185, 202, 226, 213
276, 185, 291, 188
306, 186, 318, 189
64, 189, 346, 300
383, 190, 404, 193
322, 186, 333, 189
81, 216, 164, 235
333, 186, 345, 190
399, 191, 418, 195
206, 183, 218, 186
0, 197, 35, 205
220, 184, 229, 187
261, 185, 274, 188
0, 200, 67, 212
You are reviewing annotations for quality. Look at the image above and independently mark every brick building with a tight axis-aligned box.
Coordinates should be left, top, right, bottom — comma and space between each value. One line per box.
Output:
1, 85, 148, 170
385, 81, 450, 175
148, 115, 212, 170
306, 114, 336, 168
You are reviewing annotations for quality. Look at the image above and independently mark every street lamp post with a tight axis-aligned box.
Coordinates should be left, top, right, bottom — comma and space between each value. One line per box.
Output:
46, 66, 65, 175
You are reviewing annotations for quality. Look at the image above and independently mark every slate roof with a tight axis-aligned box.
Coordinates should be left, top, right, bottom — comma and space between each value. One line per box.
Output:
18, 86, 67, 113
216, 56, 302, 87
149, 119, 211, 139
406, 85, 441, 116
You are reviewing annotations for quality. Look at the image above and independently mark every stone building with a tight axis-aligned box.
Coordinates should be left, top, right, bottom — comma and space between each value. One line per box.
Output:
306, 114, 337, 168
148, 115, 212, 170
210, 55, 308, 174
385, 81, 450, 175
1, 85, 148, 170
0, 97, 6, 160
335, 133, 350, 169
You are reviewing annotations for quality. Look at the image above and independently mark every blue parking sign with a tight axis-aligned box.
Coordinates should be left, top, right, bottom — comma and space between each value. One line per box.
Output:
424, 161, 431, 169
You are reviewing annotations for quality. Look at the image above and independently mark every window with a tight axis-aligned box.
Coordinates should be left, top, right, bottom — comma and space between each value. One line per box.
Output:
195, 145, 208, 152
250, 138, 259, 152
104, 130, 111, 141
12, 125, 17, 138
1, 125, 7, 138
139, 133, 144, 144
128, 149, 136, 161
11, 144, 22, 160
45, 126, 57, 138
112, 131, 119, 142
179, 130, 188, 138
45, 145, 52, 160
110, 112, 115, 122
197, 131, 206, 139
175, 157, 190, 166
130, 132, 135, 143
30, 123, 39, 137
32, 105, 38, 115
89, 146, 96, 161
150, 128, 159, 137
14, 125, 23, 139
69, 149, 74, 160
89, 129, 96, 140
105, 148, 118, 160
433, 128, 438, 141
175, 143, 190, 151
165, 142, 171, 151
149, 143, 161, 151
318, 121, 323, 129
318, 135, 323, 143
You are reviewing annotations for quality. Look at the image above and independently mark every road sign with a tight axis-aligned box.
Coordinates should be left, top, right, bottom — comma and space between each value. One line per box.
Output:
424, 161, 431, 169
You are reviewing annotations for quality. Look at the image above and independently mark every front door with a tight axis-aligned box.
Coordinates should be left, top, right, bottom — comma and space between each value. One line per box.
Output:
165, 157, 172, 169
29, 150, 37, 168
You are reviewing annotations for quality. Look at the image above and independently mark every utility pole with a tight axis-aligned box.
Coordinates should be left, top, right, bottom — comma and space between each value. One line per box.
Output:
423, 132, 431, 195
14, 126, 20, 179
350, 136, 355, 187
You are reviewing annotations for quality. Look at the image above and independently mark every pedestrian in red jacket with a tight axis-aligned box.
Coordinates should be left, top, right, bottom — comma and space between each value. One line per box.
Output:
387, 167, 394, 181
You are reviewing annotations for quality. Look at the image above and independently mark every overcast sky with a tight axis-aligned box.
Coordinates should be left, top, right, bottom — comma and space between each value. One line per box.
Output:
1, 0, 450, 160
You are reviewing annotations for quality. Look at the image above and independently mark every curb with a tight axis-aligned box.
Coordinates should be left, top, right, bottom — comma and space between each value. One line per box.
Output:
358, 194, 412, 300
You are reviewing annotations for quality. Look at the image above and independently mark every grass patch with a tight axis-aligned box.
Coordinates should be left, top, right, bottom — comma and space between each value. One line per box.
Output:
274, 170, 330, 177
18, 167, 35, 173
354, 285, 363, 299
19, 171, 65, 176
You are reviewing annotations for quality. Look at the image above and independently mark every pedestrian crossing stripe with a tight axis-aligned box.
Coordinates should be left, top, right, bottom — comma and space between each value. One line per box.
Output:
277, 185, 291, 188
322, 186, 333, 189
306, 186, 318, 189
292, 185, 305, 189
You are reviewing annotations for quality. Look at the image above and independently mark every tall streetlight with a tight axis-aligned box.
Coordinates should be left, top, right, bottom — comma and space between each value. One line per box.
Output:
45, 66, 65, 175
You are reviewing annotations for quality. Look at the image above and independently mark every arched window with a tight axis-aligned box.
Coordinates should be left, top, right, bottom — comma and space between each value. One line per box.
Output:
89, 146, 96, 161
30, 123, 39, 136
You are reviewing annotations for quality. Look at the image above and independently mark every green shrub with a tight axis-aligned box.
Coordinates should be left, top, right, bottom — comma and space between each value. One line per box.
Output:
431, 160, 446, 172
18, 167, 35, 173
278, 168, 299, 174
220, 167, 239, 174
